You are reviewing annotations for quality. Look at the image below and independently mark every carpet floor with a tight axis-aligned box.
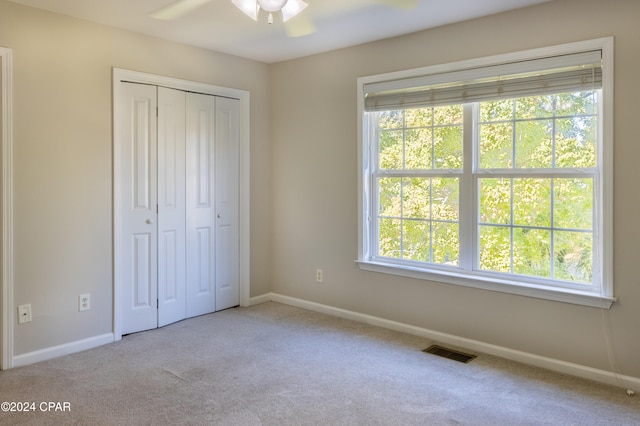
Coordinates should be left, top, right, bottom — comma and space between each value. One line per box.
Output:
0, 302, 638, 425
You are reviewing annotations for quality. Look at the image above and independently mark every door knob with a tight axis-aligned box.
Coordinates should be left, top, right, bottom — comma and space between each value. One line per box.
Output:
146, 219, 155, 224
217, 214, 222, 218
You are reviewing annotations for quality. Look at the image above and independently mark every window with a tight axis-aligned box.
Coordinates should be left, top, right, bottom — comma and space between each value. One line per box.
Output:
357, 39, 614, 308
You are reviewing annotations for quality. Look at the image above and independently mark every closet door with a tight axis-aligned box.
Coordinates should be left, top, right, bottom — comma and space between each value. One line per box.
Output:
214, 97, 240, 311
185, 92, 217, 317
157, 87, 187, 327
119, 82, 158, 335
185, 94, 240, 316
119, 84, 188, 333
117, 81, 240, 335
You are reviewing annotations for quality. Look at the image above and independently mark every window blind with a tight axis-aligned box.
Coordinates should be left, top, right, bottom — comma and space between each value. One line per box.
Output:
364, 50, 602, 111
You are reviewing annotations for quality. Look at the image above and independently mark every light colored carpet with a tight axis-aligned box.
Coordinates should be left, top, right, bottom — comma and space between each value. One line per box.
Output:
0, 302, 638, 425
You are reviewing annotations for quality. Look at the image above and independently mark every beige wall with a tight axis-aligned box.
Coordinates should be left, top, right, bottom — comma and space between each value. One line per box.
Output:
0, 0, 272, 355
270, 0, 640, 378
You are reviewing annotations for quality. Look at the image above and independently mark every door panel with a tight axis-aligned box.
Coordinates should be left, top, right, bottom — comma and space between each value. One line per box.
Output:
157, 87, 187, 327
186, 92, 216, 317
215, 97, 240, 310
132, 233, 153, 307
196, 227, 211, 293
120, 82, 158, 335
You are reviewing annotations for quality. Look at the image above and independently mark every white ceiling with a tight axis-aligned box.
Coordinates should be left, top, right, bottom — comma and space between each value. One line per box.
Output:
9, 0, 551, 63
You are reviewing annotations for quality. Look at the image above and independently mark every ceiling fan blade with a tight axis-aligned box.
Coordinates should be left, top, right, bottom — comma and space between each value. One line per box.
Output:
284, 13, 316, 38
373, 0, 419, 10
151, 0, 212, 20
281, 0, 308, 22
232, 0, 258, 21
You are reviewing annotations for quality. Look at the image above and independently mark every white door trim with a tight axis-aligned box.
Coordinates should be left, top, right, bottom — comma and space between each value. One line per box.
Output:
1, 47, 14, 370
113, 68, 251, 341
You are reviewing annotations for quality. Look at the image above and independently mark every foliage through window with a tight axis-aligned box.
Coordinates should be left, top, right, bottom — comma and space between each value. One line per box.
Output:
358, 39, 613, 305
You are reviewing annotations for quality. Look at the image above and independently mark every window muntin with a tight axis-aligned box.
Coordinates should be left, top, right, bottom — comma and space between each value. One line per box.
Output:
475, 91, 598, 285
377, 176, 461, 265
478, 93, 597, 169
375, 105, 463, 267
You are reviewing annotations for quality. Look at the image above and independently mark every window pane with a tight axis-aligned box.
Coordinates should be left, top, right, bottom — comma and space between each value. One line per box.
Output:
405, 108, 432, 128
556, 91, 597, 116
513, 228, 551, 278
379, 110, 403, 129
404, 219, 430, 262
515, 120, 553, 168
479, 225, 511, 273
433, 222, 459, 266
513, 178, 551, 227
405, 128, 431, 169
379, 218, 401, 258
555, 117, 597, 168
479, 178, 511, 225
554, 231, 592, 284
554, 178, 592, 230
480, 99, 512, 122
378, 178, 401, 217
379, 130, 403, 170
403, 178, 430, 219
434, 125, 463, 169
479, 122, 513, 168
434, 104, 463, 125
516, 95, 554, 119
432, 177, 459, 221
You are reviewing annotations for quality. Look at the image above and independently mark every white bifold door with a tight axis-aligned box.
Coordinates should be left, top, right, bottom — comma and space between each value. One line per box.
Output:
119, 83, 239, 335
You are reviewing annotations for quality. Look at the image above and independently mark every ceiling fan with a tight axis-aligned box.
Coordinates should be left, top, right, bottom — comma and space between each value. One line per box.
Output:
151, 0, 419, 37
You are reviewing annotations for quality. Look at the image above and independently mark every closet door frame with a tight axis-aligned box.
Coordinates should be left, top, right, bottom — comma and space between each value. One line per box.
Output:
112, 68, 250, 341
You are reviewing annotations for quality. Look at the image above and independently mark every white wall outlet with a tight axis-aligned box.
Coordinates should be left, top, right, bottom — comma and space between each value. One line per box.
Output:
18, 304, 32, 324
79, 294, 90, 312
316, 269, 323, 283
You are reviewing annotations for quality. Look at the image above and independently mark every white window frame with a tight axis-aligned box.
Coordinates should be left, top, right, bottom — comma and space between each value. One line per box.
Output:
356, 38, 615, 308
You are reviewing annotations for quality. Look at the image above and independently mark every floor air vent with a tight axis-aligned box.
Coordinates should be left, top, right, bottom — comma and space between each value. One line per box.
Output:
423, 345, 477, 363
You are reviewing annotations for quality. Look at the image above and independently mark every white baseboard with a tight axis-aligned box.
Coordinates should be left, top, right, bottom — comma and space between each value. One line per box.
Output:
12, 333, 114, 368
255, 292, 639, 392
248, 293, 272, 306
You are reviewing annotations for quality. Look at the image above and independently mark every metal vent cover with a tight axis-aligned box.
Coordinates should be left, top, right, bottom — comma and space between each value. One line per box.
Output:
423, 345, 477, 363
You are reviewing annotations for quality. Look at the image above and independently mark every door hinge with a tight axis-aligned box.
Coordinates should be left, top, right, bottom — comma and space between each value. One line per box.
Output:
157, 299, 159, 308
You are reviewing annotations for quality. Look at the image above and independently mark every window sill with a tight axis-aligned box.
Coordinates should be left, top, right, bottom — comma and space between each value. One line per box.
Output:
356, 260, 616, 309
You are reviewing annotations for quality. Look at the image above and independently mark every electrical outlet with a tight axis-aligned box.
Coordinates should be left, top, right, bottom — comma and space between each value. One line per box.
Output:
18, 304, 32, 324
79, 294, 90, 312
316, 269, 323, 283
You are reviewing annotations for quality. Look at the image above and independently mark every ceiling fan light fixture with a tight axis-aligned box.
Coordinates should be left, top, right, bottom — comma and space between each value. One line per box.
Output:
257, 0, 288, 12
232, 0, 308, 24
